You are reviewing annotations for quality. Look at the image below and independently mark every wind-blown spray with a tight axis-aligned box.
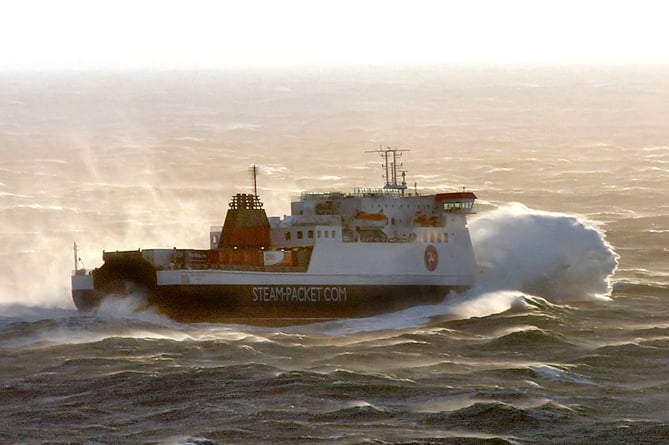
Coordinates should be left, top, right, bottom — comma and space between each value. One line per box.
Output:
469, 203, 619, 301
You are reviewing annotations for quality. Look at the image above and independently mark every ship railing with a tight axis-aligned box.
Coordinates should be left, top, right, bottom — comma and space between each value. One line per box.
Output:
156, 263, 309, 273
299, 191, 346, 201
352, 187, 402, 198
299, 188, 404, 200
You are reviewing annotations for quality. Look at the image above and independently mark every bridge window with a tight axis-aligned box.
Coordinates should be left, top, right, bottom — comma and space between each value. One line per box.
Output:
285, 232, 292, 241
443, 201, 474, 211
308, 230, 314, 239
297, 231, 303, 239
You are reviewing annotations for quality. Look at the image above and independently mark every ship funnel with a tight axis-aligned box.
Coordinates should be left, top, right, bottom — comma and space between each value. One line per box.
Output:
218, 192, 270, 248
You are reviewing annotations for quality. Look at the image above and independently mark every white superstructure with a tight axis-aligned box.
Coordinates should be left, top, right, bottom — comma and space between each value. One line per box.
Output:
72, 148, 480, 324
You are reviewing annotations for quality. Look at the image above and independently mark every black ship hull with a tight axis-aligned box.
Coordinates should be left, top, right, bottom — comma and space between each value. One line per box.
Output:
72, 283, 467, 325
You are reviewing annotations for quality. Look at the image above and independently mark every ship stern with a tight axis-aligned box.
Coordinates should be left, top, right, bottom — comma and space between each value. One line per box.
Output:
71, 273, 103, 311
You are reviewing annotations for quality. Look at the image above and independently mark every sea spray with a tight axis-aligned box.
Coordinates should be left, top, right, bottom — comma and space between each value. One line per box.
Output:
322, 204, 620, 335
469, 203, 619, 301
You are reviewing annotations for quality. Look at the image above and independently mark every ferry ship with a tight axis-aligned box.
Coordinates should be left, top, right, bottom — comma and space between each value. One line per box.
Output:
71, 148, 479, 325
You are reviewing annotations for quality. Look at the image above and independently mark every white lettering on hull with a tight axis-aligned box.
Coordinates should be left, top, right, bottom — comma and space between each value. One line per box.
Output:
252, 286, 348, 303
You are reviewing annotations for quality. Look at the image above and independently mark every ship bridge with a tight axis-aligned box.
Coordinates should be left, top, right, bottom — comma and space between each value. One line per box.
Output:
436, 192, 477, 213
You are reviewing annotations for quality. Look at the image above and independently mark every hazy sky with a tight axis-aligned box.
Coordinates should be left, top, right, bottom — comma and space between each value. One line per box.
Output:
1, 0, 668, 70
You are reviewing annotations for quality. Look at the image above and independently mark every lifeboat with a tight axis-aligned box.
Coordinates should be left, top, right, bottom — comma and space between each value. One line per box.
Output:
414, 212, 439, 227
354, 211, 388, 228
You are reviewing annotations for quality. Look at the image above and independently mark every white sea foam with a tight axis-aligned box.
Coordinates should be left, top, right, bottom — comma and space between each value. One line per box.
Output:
469, 203, 619, 302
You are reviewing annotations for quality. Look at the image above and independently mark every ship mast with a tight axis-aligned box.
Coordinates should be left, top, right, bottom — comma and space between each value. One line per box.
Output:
73, 242, 84, 272
249, 164, 259, 197
366, 146, 409, 196
73, 242, 78, 272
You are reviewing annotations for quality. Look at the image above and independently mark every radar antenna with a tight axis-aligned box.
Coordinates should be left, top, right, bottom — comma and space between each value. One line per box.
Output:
365, 146, 410, 196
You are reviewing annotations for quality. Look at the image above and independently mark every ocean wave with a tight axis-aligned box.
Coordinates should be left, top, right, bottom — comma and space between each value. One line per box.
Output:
531, 364, 596, 385
418, 400, 574, 436
612, 279, 669, 297
479, 327, 570, 350
470, 203, 619, 302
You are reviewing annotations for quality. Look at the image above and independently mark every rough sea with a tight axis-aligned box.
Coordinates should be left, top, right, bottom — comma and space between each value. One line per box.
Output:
1, 66, 668, 444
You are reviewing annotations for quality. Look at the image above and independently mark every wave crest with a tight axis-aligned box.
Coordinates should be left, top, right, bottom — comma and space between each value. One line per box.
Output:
470, 203, 619, 301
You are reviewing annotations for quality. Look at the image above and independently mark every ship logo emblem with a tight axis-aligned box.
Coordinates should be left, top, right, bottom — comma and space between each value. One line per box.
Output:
424, 245, 439, 271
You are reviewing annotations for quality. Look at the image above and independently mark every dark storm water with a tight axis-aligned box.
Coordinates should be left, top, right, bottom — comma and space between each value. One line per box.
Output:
1, 66, 668, 444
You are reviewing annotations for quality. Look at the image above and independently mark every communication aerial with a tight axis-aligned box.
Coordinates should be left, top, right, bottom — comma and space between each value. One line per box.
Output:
366, 146, 409, 195
249, 164, 260, 197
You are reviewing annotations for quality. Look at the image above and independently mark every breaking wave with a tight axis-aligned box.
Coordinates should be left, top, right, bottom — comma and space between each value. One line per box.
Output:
469, 203, 619, 301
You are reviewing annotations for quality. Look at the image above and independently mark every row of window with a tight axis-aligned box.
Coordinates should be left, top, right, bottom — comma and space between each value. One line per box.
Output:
422, 232, 449, 243
443, 201, 475, 210
370, 203, 433, 209
285, 229, 338, 241
283, 229, 449, 243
